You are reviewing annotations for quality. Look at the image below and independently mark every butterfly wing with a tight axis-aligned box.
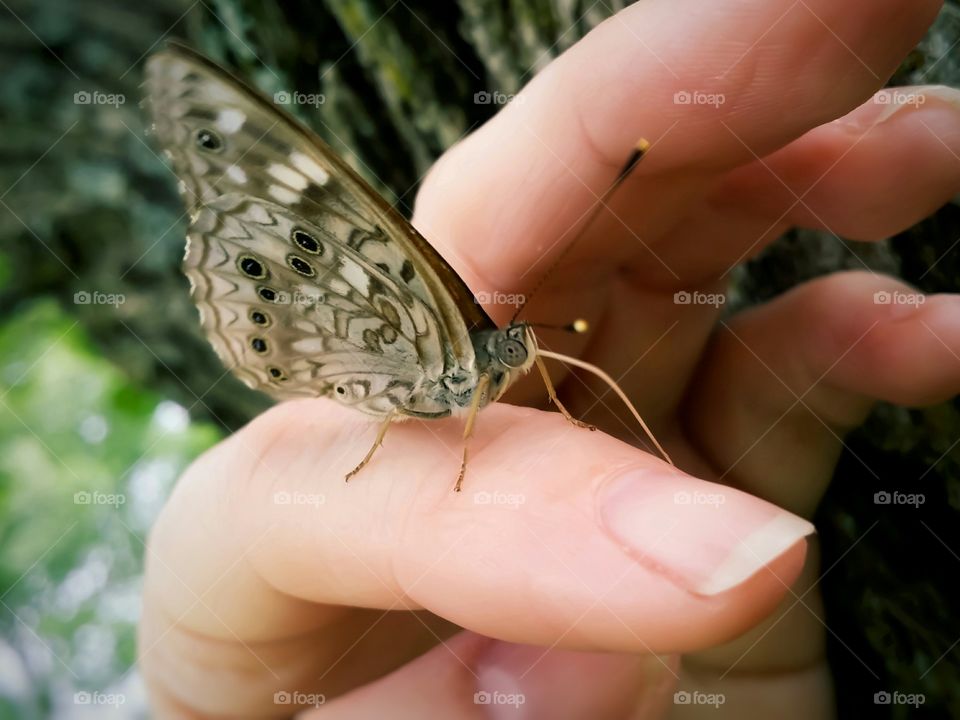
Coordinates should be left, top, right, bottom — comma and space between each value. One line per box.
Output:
144, 44, 495, 415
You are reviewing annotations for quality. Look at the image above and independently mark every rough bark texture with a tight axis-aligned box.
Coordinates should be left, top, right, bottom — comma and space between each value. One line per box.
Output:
1, 0, 958, 716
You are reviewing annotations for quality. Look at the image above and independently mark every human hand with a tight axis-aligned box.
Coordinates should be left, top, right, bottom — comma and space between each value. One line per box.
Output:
139, 0, 960, 716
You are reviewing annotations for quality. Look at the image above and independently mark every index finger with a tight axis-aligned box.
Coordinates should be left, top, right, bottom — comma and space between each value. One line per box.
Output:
143, 400, 813, 653
413, 0, 940, 299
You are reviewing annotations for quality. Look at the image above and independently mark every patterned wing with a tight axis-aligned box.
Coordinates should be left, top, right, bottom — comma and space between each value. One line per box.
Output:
186, 193, 458, 415
144, 43, 495, 414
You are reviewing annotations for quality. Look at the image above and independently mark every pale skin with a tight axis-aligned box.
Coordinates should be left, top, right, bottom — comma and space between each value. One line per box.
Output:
139, 0, 960, 716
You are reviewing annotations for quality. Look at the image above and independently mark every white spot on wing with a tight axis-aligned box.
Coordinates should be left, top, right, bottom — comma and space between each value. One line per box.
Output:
293, 319, 317, 333
339, 258, 369, 295
244, 202, 272, 224
291, 337, 326, 354
267, 163, 308, 191
225, 164, 247, 184
268, 185, 300, 205
328, 278, 350, 297
216, 108, 246, 134
290, 152, 330, 185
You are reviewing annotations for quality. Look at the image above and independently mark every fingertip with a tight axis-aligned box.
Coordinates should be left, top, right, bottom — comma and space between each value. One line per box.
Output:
727, 85, 960, 241
597, 467, 814, 598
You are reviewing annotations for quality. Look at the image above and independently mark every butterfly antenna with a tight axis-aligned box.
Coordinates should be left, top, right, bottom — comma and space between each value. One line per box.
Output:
527, 319, 590, 334
511, 138, 651, 323
537, 348, 674, 466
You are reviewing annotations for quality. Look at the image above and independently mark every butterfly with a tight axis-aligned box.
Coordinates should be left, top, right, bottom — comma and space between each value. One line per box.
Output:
144, 43, 671, 490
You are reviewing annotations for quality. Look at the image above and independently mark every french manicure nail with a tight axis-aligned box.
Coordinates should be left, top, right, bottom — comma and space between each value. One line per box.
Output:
599, 469, 815, 596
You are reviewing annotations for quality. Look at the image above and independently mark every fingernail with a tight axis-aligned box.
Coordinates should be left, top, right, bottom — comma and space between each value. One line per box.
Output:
598, 470, 815, 596
841, 85, 960, 129
473, 640, 677, 720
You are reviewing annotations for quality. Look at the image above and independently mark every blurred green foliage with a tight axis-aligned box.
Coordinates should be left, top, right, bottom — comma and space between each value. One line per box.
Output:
0, 300, 220, 718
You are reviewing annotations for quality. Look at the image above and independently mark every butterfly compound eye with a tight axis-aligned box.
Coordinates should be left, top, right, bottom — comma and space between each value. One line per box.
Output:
496, 338, 528, 368
195, 128, 224, 152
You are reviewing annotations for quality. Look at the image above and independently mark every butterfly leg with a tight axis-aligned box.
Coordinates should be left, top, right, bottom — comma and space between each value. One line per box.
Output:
455, 374, 491, 492
534, 355, 597, 431
345, 411, 396, 483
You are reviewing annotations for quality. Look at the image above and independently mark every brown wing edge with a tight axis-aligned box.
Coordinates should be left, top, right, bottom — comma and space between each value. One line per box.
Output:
147, 41, 497, 336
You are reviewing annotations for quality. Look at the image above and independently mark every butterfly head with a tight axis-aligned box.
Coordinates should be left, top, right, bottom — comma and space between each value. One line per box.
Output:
472, 323, 539, 403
